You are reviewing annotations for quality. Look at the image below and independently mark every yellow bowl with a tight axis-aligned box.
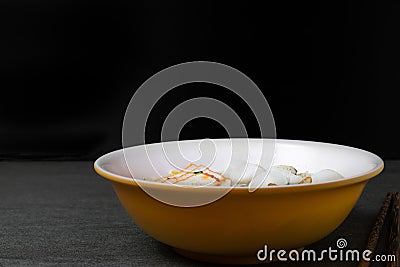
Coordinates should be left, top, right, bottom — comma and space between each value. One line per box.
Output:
94, 139, 383, 264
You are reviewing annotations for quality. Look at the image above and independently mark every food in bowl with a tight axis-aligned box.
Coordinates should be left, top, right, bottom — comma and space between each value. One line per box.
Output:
143, 163, 231, 186
142, 162, 344, 187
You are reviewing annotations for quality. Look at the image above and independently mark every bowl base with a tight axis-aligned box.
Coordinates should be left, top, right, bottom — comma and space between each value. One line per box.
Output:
173, 247, 305, 265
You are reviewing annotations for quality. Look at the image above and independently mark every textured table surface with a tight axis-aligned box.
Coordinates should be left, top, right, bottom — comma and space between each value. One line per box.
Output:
0, 161, 399, 266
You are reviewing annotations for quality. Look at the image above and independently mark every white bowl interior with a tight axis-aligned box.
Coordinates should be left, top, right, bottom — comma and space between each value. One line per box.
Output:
95, 139, 383, 184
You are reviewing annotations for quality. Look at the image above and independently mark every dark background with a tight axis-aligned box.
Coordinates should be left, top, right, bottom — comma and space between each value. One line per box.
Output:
1, 1, 399, 160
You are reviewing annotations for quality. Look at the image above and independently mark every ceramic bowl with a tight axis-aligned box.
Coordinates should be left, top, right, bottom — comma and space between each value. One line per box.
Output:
94, 139, 383, 264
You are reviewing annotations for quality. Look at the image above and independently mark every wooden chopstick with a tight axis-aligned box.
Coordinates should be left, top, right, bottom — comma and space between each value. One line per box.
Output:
386, 192, 399, 267
358, 192, 393, 267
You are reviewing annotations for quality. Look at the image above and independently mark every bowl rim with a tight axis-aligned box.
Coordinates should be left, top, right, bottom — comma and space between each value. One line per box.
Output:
94, 138, 384, 194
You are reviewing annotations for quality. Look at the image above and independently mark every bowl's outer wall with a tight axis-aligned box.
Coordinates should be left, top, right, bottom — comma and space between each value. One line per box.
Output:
111, 180, 367, 256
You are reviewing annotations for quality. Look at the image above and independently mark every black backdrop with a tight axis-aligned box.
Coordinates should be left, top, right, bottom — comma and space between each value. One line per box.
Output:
1, 1, 399, 160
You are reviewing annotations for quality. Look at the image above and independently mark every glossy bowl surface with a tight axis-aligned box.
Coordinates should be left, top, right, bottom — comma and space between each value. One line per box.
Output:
94, 139, 383, 264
